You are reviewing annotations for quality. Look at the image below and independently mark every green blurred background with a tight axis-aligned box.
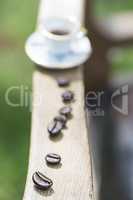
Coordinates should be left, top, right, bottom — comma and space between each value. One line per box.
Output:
0, 0, 133, 199
0, 0, 38, 199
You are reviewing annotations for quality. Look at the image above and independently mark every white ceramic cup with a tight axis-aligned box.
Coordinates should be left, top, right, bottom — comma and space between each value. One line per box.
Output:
38, 17, 86, 55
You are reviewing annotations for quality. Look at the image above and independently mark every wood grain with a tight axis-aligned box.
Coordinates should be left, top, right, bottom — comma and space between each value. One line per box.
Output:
23, 0, 94, 199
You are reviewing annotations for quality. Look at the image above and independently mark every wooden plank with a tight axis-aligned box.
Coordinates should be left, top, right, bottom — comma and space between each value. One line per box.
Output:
23, 0, 94, 200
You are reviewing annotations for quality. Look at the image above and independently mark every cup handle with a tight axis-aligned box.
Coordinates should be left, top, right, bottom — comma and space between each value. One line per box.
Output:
76, 27, 88, 40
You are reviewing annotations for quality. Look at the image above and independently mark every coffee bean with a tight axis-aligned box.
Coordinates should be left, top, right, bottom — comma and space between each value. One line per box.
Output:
54, 115, 67, 127
62, 91, 74, 103
45, 153, 61, 165
32, 171, 53, 190
59, 106, 72, 118
57, 78, 70, 87
47, 120, 63, 136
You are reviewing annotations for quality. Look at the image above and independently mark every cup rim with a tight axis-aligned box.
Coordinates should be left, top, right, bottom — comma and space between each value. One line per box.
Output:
39, 17, 81, 41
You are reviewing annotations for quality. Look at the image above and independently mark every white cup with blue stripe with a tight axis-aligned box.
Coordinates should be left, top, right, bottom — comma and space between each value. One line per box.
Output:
38, 17, 86, 56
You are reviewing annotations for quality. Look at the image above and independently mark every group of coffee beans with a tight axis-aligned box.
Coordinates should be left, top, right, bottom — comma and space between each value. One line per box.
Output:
32, 153, 61, 190
32, 77, 75, 191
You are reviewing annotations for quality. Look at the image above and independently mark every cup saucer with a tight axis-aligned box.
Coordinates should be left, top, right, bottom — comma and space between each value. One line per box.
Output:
25, 32, 92, 69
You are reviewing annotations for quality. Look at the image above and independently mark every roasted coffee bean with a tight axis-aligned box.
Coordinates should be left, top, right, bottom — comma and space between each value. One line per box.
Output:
32, 171, 53, 190
59, 106, 72, 118
54, 115, 67, 127
57, 78, 70, 87
62, 90, 74, 103
47, 120, 63, 136
45, 153, 61, 165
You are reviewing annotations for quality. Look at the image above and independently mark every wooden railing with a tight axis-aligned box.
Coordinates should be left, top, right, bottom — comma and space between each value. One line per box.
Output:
23, 0, 95, 200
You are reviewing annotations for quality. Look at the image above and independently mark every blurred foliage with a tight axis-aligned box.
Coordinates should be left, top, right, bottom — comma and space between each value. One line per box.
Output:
0, 0, 133, 200
0, 0, 38, 199
94, 0, 133, 16
0, 0, 38, 40
94, 0, 133, 73
109, 48, 133, 73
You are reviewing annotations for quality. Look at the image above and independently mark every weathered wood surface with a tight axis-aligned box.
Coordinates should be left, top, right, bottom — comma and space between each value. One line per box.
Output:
23, 0, 94, 200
